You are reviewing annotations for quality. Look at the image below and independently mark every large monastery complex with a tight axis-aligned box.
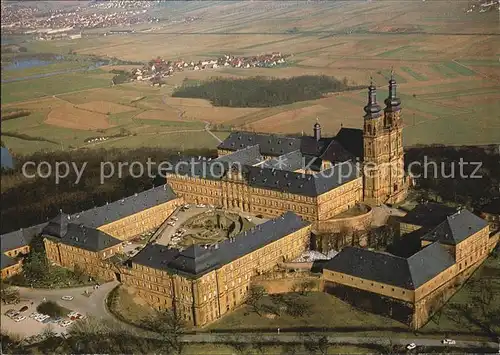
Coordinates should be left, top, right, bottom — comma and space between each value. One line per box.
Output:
1, 76, 498, 330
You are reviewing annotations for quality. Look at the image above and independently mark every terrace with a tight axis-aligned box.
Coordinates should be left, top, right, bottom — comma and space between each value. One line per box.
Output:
152, 204, 268, 248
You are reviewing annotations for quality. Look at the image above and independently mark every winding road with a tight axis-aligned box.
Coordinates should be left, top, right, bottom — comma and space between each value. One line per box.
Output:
7, 282, 500, 351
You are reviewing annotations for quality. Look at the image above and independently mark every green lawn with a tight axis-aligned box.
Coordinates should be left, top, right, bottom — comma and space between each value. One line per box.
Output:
376, 46, 414, 58
430, 63, 459, 78
183, 344, 378, 354
2, 60, 93, 81
1, 72, 111, 104
378, 69, 407, 84
207, 292, 408, 333
404, 106, 500, 146
95, 131, 222, 150
1, 110, 47, 131
400, 67, 428, 81
1, 136, 59, 155
207, 255, 499, 341
421, 256, 500, 336
456, 59, 500, 67
442, 62, 476, 76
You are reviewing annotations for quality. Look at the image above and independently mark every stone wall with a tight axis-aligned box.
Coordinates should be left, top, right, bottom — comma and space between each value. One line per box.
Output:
324, 280, 414, 325
489, 231, 499, 251
253, 271, 322, 294
315, 204, 372, 234
413, 256, 486, 329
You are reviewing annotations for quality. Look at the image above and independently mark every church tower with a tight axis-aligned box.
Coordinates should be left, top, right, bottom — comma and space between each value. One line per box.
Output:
363, 74, 407, 204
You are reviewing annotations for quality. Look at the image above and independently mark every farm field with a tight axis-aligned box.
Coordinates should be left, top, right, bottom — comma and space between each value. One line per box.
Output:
1, 0, 499, 156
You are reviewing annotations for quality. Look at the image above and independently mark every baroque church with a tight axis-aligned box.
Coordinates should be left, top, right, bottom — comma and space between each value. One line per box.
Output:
166, 75, 409, 224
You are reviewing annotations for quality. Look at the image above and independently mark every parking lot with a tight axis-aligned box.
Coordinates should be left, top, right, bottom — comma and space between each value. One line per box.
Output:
1, 301, 80, 337
1, 281, 118, 338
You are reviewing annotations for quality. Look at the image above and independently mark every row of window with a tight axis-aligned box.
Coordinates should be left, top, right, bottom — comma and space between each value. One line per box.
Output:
331, 272, 408, 296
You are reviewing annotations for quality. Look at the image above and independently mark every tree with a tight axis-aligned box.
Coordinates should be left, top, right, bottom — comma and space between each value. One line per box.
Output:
22, 248, 50, 284
245, 285, 266, 316
292, 279, 316, 295
229, 334, 251, 355
381, 338, 398, 354
303, 334, 329, 355
0, 283, 19, 304
281, 344, 299, 355
283, 295, 312, 318
141, 309, 185, 354
0, 332, 22, 354
37, 301, 67, 317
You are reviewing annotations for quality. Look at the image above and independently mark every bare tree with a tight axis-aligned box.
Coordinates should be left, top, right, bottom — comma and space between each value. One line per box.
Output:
245, 284, 266, 316
229, 334, 251, 355
292, 279, 316, 295
303, 334, 329, 355
0, 283, 19, 304
280, 343, 300, 355
141, 309, 186, 354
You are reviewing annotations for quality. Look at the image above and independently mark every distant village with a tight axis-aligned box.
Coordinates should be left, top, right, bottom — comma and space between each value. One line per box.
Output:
465, 0, 499, 13
130, 52, 290, 86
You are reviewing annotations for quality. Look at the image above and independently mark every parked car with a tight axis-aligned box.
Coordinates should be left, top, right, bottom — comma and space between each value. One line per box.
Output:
4, 309, 16, 317
61, 296, 74, 301
60, 320, 73, 327
51, 316, 63, 324
406, 343, 417, 350
171, 217, 179, 221
8, 311, 20, 319
42, 317, 52, 324
36, 314, 50, 322
442, 339, 456, 345
14, 315, 26, 322
29, 312, 39, 318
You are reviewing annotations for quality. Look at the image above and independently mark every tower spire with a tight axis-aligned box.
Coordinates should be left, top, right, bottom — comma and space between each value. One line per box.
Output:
364, 78, 381, 119
313, 116, 321, 141
384, 68, 401, 112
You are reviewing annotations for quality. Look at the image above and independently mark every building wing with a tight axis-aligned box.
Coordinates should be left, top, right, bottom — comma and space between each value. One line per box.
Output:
407, 242, 455, 288
324, 246, 414, 289
421, 209, 489, 245
132, 212, 310, 277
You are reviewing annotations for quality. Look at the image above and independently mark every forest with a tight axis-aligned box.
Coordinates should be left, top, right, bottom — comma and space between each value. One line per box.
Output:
404, 144, 500, 209
0, 147, 216, 234
171, 75, 358, 107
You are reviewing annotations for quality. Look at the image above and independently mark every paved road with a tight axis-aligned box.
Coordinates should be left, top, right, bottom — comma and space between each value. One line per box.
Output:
180, 333, 499, 350
203, 121, 223, 143
15, 281, 119, 321
9, 282, 500, 352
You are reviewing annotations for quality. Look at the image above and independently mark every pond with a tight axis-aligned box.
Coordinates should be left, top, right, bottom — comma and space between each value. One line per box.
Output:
1, 57, 109, 83
3, 56, 65, 70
